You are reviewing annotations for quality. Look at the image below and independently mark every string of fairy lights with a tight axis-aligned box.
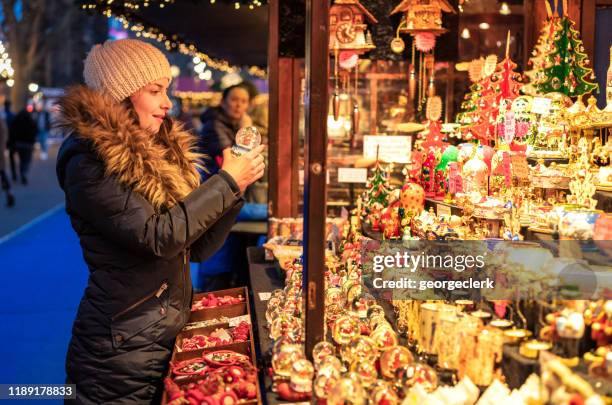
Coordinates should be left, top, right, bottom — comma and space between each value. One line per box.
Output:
0, 40, 14, 86
80, 0, 266, 10
78, 0, 267, 78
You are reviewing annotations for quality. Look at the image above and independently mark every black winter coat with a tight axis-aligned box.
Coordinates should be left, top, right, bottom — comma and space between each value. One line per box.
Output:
56, 86, 243, 404
9, 109, 37, 148
198, 107, 240, 176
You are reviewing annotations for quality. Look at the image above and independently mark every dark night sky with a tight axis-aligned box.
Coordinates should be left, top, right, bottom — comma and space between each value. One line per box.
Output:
133, 0, 268, 67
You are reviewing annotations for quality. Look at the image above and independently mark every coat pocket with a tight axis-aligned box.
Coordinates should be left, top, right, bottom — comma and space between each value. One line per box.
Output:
110, 281, 169, 350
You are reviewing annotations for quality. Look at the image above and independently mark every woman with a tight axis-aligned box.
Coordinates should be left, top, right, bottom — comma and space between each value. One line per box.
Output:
199, 83, 251, 177
55, 39, 264, 404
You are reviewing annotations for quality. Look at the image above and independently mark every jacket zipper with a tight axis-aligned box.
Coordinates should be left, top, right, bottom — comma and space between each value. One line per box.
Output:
182, 249, 188, 313
111, 281, 168, 321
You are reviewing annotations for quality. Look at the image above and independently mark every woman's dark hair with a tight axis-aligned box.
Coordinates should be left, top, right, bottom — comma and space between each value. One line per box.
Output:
221, 83, 253, 102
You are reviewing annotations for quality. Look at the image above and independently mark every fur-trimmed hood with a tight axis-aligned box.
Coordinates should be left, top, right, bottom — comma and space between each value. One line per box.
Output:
56, 85, 202, 211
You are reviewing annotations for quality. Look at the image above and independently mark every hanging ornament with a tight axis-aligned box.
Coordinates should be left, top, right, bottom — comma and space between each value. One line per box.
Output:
418, 52, 425, 111
409, 67, 417, 100
426, 96, 443, 121
469, 57, 485, 83
415, 32, 437, 53
409, 42, 417, 100
483, 55, 498, 77
390, 23, 406, 54
332, 44, 341, 121
352, 100, 360, 135
428, 76, 436, 98
339, 51, 359, 70
391, 37, 405, 54
351, 65, 360, 143
424, 53, 436, 99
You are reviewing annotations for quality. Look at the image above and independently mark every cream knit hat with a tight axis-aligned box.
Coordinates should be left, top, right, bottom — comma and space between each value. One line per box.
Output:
83, 39, 172, 102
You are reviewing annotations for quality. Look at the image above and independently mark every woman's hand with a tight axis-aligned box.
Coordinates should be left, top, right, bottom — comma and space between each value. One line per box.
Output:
221, 145, 266, 194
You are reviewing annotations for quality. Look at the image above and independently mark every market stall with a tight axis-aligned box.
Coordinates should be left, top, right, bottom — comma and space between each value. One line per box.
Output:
160, 0, 611, 403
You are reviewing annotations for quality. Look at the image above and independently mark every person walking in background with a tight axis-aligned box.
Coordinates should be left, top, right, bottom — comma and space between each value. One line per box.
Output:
4, 100, 14, 126
9, 109, 37, 185
5, 100, 18, 182
0, 106, 15, 207
32, 100, 51, 160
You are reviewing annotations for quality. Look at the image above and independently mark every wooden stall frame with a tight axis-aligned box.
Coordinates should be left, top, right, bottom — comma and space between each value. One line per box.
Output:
303, 0, 329, 358
267, 0, 301, 218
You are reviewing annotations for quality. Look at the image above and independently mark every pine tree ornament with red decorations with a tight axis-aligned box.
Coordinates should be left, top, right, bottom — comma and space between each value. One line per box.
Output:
455, 56, 499, 144
492, 32, 525, 147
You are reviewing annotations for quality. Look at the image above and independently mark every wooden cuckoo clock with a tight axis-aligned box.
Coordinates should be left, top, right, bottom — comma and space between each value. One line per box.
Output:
391, 0, 455, 35
390, 0, 455, 110
329, 0, 378, 54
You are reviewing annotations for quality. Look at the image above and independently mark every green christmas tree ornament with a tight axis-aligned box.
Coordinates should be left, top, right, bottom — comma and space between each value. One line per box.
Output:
536, 14, 598, 97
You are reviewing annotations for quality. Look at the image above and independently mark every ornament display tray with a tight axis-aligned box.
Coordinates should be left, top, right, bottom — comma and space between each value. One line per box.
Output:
190, 287, 249, 322
173, 322, 252, 362
162, 286, 260, 405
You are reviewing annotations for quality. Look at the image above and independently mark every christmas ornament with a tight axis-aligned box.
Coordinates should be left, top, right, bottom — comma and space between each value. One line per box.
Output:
536, 12, 598, 97
379, 345, 414, 379
400, 182, 425, 217
523, 5, 555, 96
462, 148, 489, 196
363, 157, 392, 231
232, 126, 261, 156
390, 37, 405, 54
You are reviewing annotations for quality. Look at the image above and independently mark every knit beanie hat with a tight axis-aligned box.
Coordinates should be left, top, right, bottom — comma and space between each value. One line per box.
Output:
83, 39, 172, 102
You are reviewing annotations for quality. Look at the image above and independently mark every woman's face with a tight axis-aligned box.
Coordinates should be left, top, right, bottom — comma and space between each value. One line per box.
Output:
129, 77, 172, 133
222, 87, 250, 121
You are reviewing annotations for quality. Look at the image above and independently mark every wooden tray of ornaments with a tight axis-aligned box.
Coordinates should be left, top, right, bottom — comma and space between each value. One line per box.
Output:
190, 287, 249, 322
162, 286, 261, 405
172, 322, 252, 362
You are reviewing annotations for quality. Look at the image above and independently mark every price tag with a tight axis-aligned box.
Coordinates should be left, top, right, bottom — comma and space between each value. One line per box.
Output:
258, 292, 272, 301
502, 154, 512, 186
531, 97, 552, 115
338, 167, 368, 183
503, 111, 516, 143
436, 203, 452, 218
511, 155, 530, 179
448, 163, 462, 194
363, 135, 412, 163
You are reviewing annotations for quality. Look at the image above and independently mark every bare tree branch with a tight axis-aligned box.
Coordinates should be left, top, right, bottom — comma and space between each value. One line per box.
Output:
1, 0, 18, 35
30, 6, 76, 69
25, 5, 44, 71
